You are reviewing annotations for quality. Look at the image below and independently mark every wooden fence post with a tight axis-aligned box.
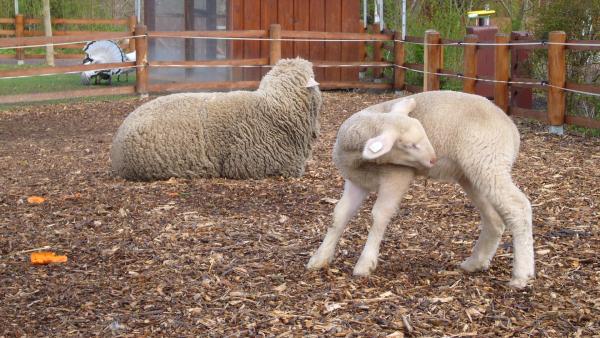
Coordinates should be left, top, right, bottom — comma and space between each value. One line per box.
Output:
494, 33, 510, 113
128, 15, 137, 52
269, 24, 281, 65
463, 34, 478, 94
135, 24, 148, 97
15, 14, 24, 64
424, 29, 441, 91
547, 31, 566, 135
393, 31, 405, 92
372, 23, 383, 79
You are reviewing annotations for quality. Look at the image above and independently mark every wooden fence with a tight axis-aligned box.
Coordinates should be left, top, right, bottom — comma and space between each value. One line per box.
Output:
0, 15, 136, 60
0, 23, 599, 130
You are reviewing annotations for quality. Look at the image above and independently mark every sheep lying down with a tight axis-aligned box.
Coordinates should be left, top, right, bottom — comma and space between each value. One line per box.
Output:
110, 58, 322, 180
307, 91, 534, 288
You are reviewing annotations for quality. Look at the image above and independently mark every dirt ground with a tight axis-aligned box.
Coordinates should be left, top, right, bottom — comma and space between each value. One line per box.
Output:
1, 92, 599, 337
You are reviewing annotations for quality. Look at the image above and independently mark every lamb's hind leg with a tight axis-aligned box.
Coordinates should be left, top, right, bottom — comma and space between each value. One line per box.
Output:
459, 178, 506, 272
354, 168, 415, 276
307, 180, 368, 270
472, 172, 534, 288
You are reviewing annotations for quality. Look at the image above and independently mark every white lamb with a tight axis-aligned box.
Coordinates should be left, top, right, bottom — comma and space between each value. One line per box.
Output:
307, 90, 534, 289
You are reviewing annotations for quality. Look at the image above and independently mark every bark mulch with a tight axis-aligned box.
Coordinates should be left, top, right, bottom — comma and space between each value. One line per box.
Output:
0, 92, 599, 337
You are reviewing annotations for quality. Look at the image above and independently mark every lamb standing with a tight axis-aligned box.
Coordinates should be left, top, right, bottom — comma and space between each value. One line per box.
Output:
110, 58, 322, 180
307, 91, 534, 288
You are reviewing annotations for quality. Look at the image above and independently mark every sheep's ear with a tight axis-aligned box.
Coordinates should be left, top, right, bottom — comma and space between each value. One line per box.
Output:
389, 98, 416, 116
362, 131, 396, 160
305, 77, 320, 88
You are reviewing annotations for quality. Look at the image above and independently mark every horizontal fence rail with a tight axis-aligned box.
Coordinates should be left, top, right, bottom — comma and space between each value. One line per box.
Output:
0, 23, 598, 130
0, 15, 136, 60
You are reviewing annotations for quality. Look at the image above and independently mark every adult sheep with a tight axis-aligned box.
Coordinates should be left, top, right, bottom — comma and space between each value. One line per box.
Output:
307, 91, 534, 289
110, 58, 322, 180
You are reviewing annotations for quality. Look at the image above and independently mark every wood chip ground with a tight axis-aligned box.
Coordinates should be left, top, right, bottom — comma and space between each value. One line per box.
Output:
0, 92, 599, 336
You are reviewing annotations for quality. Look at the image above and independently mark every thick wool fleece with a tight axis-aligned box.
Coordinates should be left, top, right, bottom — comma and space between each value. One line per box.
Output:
335, 90, 521, 190
110, 58, 322, 180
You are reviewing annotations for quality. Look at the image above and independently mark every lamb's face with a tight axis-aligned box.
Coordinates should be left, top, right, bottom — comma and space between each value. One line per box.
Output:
362, 106, 437, 170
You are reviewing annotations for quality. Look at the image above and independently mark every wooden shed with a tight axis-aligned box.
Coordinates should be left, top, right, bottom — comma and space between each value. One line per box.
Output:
143, 0, 363, 82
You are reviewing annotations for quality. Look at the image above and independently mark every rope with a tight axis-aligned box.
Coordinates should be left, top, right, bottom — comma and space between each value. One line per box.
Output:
393, 64, 600, 97
153, 63, 392, 69
2, 34, 598, 50
149, 34, 392, 43
0, 65, 139, 80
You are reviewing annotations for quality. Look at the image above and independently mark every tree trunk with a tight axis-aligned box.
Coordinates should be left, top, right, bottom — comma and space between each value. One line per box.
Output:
42, 0, 55, 66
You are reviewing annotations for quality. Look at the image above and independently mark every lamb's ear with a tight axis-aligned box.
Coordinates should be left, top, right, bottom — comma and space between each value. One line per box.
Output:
389, 98, 416, 116
362, 131, 396, 160
305, 77, 320, 88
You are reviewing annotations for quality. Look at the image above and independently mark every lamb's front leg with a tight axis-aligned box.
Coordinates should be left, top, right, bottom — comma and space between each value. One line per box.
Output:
307, 180, 368, 270
354, 168, 415, 276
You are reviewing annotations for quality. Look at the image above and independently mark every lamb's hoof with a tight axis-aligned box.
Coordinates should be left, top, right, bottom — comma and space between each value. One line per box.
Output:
353, 256, 377, 276
459, 257, 490, 273
508, 276, 532, 289
306, 254, 331, 270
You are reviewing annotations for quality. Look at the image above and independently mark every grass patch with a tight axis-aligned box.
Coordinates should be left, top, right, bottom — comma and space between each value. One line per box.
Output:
0, 63, 135, 96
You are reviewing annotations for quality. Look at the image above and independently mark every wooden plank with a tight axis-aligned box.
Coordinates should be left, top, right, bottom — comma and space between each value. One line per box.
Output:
281, 30, 393, 41
144, 0, 156, 31
494, 33, 510, 113
566, 82, 600, 95
463, 34, 477, 94
24, 30, 125, 37
294, 0, 310, 59
510, 106, 548, 122
371, 24, 383, 79
149, 58, 269, 67
278, 0, 294, 59
269, 24, 281, 65
548, 31, 566, 125
565, 39, 600, 51
0, 86, 136, 105
244, 0, 262, 80
312, 61, 391, 67
0, 18, 15, 24
15, 15, 24, 62
340, 0, 360, 81
25, 54, 84, 59
405, 84, 423, 93
404, 36, 421, 43
324, 0, 342, 81
149, 30, 267, 38
24, 18, 128, 25
404, 63, 424, 71
148, 81, 260, 93
393, 33, 405, 91
228, 0, 244, 81
260, 0, 277, 75
565, 115, 600, 129
184, 0, 196, 67
53, 18, 129, 25
0, 62, 136, 78
0, 32, 131, 48
134, 25, 148, 95
309, 0, 326, 80
319, 81, 392, 90
424, 30, 441, 91
0, 30, 15, 36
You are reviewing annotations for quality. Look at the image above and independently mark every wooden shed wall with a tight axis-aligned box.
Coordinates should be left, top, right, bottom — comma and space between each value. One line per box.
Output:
228, 0, 362, 81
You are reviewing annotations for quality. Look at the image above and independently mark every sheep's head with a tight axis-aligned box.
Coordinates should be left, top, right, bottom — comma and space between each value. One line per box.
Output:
260, 57, 320, 91
362, 98, 437, 170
